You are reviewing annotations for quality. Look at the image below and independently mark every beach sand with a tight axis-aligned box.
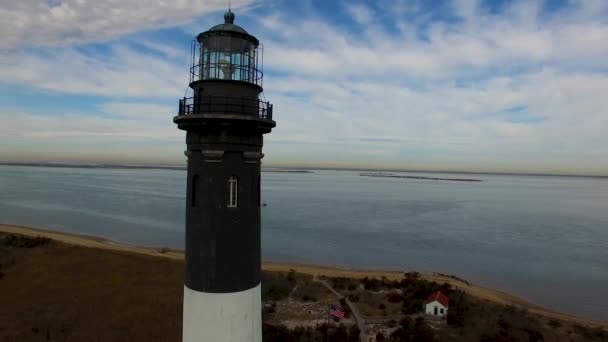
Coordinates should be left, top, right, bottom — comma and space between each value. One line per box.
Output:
1, 224, 606, 329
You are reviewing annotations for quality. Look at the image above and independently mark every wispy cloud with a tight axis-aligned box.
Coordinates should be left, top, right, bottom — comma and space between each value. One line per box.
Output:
0, 0, 607, 174
0, 0, 256, 48
0, 43, 189, 98
345, 3, 374, 25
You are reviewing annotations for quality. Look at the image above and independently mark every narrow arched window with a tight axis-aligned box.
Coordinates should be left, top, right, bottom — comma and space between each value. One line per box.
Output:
228, 176, 238, 208
191, 175, 199, 207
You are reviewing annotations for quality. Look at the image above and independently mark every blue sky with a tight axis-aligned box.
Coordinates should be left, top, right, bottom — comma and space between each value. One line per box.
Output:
1, 0, 607, 175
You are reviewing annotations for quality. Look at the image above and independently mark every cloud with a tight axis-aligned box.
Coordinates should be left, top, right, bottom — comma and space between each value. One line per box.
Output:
1, 0, 608, 174
0, 102, 179, 140
345, 3, 374, 25
0, 43, 188, 98
259, 1, 608, 82
0, 0, 257, 48
251, 0, 608, 174
0, 101, 185, 164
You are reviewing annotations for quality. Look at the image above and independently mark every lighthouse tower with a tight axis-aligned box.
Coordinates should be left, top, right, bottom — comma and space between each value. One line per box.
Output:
174, 9, 275, 342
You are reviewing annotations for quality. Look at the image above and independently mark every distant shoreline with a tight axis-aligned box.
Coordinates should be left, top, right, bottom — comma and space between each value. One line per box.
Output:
1, 162, 606, 178
1, 223, 606, 329
263, 170, 314, 173
360, 172, 483, 182
0, 163, 312, 173
0, 162, 186, 171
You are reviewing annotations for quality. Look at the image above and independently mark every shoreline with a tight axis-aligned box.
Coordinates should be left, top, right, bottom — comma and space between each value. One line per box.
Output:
1, 223, 606, 329
2, 162, 607, 179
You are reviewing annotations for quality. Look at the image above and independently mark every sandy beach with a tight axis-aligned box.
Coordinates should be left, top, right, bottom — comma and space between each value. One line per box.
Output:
1, 223, 606, 330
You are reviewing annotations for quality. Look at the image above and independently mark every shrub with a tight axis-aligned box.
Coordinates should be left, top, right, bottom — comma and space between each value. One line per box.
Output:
362, 277, 381, 291
301, 295, 317, 302
479, 315, 519, 342
330, 277, 351, 290
572, 324, 593, 340
287, 269, 296, 283
524, 328, 544, 342
446, 290, 467, 327
2, 235, 51, 248
386, 291, 402, 303
262, 285, 289, 301
404, 272, 420, 279
497, 318, 510, 331
390, 316, 437, 342
480, 331, 516, 342
401, 298, 423, 315
379, 303, 386, 310
594, 327, 607, 339
547, 319, 561, 328
347, 294, 359, 302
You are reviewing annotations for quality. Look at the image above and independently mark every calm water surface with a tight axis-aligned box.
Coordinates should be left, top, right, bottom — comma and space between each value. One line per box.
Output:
0, 165, 607, 320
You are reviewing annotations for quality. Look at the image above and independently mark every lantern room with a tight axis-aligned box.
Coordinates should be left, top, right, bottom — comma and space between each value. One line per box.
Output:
190, 10, 263, 87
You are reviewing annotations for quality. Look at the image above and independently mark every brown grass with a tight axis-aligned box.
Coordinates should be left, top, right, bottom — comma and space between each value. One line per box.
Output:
0, 225, 608, 341
0, 235, 183, 341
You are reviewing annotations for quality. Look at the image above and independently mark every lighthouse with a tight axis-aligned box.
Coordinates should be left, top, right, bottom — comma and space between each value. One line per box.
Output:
174, 9, 275, 342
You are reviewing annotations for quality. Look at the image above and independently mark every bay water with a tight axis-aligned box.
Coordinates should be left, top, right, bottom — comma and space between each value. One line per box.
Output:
0, 165, 607, 320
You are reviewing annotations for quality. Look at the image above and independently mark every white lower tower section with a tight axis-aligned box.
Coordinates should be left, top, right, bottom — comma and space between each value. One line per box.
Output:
183, 283, 262, 342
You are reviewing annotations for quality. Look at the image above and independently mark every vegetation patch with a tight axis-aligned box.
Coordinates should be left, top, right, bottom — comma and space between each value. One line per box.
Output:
324, 276, 359, 291
1, 234, 51, 248
263, 284, 290, 301
547, 318, 562, 328
263, 323, 360, 341
384, 317, 437, 342
433, 272, 471, 286
571, 323, 606, 340
261, 271, 298, 301
1, 232, 606, 342
293, 281, 334, 303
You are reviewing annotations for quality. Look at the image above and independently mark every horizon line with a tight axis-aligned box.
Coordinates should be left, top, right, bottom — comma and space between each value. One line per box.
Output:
1, 161, 606, 179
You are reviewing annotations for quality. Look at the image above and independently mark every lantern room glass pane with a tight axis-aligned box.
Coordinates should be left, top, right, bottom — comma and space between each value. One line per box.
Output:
197, 35, 259, 85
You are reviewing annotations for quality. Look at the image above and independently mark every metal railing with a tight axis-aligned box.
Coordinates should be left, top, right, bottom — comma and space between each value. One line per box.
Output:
190, 63, 263, 86
178, 96, 273, 120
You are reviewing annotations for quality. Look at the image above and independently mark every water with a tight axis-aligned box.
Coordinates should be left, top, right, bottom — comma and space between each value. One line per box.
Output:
0, 165, 607, 320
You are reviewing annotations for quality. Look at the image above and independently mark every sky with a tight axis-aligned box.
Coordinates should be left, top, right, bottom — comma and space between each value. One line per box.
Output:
0, 0, 607, 175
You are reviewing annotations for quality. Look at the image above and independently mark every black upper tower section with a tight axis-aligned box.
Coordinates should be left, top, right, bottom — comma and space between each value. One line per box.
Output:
174, 10, 275, 293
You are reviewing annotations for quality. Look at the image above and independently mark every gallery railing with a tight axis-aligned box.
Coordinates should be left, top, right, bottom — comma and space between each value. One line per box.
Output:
178, 96, 273, 120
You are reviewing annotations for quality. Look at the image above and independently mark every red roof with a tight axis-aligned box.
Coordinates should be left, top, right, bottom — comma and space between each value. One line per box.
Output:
426, 291, 449, 308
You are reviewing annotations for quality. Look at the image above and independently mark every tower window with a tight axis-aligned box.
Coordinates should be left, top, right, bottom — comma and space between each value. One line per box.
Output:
228, 176, 238, 208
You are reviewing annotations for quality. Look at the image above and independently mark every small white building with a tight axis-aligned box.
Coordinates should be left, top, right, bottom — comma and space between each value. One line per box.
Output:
425, 291, 449, 318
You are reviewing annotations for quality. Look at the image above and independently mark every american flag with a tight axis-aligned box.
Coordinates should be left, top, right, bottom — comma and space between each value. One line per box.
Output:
329, 304, 345, 319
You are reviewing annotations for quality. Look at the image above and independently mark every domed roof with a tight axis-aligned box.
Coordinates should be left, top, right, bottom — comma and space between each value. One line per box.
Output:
206, 10, 249, 35
197, 9, 259, 45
